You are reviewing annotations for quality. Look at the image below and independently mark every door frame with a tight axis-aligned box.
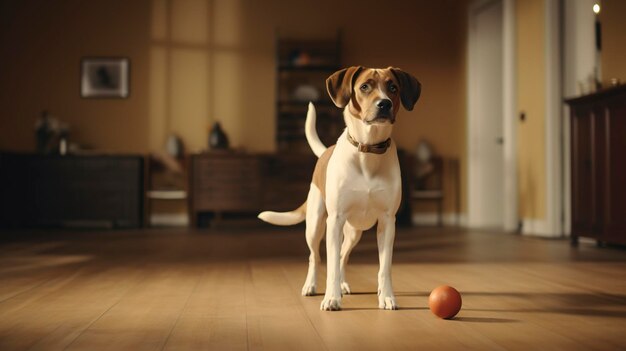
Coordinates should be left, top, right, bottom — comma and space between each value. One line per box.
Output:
541, 0, 563, 237
467, 0, 564, 236
561, 0, 597, 237
467, 0, 518, 231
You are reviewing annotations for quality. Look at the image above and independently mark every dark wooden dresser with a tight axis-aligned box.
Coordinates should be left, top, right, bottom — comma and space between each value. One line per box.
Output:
565, 85, 626, 246
0, 153, 144, 229
189, 152, 316, 226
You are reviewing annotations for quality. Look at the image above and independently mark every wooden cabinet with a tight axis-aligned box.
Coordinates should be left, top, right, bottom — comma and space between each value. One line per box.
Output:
565, 85, 626, 245
189, 153, 316, 227
0, 153, 144, 228
276, 34, 343, 152
191, 154, 265, 214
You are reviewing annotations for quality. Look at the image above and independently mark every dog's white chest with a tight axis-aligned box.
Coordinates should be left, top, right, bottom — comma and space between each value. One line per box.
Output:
345, 177, 390, 206
325, 147, 401, 230
342, 175, 398, 228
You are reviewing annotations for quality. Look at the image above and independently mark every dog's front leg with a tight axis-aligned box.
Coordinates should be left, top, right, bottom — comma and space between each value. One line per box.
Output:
377, 214, 398, 310
320, 213, 345, 311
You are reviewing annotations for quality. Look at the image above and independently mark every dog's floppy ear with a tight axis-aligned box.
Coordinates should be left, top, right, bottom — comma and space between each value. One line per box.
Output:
389, 67, 421, 111
326, 66, 363, 108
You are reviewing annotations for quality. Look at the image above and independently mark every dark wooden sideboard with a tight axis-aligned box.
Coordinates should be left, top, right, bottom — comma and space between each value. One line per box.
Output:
0, 153, 144, 229
565, 85, 626, 246
189, 152, 317, 226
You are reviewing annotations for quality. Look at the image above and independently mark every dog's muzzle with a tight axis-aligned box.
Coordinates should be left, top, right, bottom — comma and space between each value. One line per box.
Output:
367, 99, 395, 124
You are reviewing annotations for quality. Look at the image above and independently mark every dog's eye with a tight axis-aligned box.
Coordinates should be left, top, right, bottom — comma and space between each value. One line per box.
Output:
389, 84, 398, 93
360, 84, 370, 92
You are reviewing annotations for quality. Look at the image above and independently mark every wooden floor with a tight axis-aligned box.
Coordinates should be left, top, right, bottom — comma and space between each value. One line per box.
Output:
1, 225, 626, 350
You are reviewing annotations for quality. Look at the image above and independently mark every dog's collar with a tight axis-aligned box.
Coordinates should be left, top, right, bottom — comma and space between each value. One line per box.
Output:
346, 133, 392, 154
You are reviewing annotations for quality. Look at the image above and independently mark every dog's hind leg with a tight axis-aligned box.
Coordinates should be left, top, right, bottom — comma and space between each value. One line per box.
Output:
302, 185, 326, 296
340, 225, 362, 295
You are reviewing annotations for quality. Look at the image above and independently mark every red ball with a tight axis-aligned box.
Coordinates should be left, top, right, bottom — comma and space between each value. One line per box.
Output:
429, 285, 462, 319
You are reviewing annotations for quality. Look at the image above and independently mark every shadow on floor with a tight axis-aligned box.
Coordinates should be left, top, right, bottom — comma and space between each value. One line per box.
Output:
344, 290, 626, 319
452, 317, 520, 323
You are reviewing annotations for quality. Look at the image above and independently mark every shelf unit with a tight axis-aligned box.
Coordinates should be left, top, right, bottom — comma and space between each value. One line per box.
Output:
276, 33, 343, 152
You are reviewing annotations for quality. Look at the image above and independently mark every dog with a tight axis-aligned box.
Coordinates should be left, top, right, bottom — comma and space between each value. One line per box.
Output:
259, 66, 421, 311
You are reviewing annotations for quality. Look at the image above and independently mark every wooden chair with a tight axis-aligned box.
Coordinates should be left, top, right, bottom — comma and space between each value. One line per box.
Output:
409, 157, 460, 226
144, 154, 189, 227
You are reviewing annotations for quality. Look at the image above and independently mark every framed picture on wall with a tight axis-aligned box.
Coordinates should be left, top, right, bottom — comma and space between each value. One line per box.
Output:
80, 57, 130, 98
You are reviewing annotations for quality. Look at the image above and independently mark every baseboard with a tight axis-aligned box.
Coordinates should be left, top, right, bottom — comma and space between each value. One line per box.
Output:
150, 213, 189, 227
411, 213, 467, 227
521, 218, 564, 238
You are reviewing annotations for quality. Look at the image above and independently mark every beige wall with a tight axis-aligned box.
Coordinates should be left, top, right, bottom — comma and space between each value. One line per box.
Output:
600, 0, 626, 85
0, 1, 152, 153
513, 0, 626, 225
0, 0, 468, 214
7, 1, 622, 224
516, 0, 546, 220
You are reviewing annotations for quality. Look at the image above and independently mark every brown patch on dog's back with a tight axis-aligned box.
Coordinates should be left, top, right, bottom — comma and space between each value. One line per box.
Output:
312, 145, 336, 199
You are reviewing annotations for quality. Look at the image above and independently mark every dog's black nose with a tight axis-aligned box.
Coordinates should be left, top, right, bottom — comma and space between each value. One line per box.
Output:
377, 99, 392, 110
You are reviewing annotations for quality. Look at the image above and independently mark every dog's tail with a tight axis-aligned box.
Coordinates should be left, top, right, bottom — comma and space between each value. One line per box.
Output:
258, 103, 320, 226
258, 202, 306, 226
305, 102, 327, 158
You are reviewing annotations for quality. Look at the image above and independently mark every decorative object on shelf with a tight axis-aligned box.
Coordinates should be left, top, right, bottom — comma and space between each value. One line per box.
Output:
81, 57, 130, 98
209, 122, 229, 150
292, 84, 320, 102
416, 140, 433, 163
414, 140, 435, 190
289, 50, 311, 66
165, 134, 184, 158
34, 110, 70, 155
58, 130, 69, 156
35, 110, 54, 154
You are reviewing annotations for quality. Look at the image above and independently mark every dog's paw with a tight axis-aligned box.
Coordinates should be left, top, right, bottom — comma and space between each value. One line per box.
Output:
378, 295, 398, 310
301, 284, 316, 296
320, 296, 342, 311
340, 281, 352, 295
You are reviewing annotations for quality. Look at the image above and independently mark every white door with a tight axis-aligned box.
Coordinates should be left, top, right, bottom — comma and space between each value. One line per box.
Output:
468, 0, 505, 228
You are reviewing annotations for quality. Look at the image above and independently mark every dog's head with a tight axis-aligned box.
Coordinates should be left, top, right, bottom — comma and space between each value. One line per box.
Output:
326, 66, 421, 124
